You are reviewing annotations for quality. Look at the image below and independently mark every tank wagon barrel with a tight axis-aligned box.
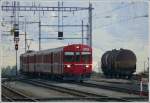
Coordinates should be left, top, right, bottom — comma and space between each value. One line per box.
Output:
101, 48, 136, 79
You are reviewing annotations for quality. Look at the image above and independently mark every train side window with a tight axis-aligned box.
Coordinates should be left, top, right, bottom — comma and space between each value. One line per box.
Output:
75, 52, 80, 62
64, 52, 74, 62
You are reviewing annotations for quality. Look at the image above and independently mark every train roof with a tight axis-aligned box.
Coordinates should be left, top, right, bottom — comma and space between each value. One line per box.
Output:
20, 44, 91, 57
21, 47, 63, 57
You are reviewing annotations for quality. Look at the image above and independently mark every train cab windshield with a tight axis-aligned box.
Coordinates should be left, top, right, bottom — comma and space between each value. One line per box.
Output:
64, 52, 74, 62
81, 52, 91, 63
64, 52, 91, 62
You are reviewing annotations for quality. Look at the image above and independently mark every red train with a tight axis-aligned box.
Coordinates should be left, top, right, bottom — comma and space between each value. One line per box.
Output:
20, 44, 92, 82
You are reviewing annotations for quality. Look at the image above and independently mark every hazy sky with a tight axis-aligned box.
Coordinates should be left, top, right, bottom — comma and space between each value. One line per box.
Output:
0, 0, 149, 73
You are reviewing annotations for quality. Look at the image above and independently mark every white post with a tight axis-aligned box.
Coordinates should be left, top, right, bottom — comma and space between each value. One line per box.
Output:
140, 77, 143, 96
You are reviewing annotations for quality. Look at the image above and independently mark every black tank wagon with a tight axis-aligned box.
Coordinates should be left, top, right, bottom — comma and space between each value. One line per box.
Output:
101, 49, 136, 79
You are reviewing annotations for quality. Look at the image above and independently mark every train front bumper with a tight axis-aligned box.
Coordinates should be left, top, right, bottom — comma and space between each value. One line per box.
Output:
63, 73, 91, 81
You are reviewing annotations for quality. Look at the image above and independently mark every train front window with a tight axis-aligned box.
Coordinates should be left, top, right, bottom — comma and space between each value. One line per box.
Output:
82, 52, 91, 63
64, 52, 74, 62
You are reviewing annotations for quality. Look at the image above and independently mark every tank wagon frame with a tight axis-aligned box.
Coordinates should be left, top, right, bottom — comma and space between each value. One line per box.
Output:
20, 44, 92, 82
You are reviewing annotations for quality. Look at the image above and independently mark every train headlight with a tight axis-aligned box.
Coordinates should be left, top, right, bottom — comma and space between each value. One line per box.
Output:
76, 46, 79, 49
67, 64, 71, 68
85, 65, 89, 68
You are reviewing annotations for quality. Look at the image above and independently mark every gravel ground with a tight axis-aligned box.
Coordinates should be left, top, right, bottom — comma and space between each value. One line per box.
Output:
91, 77, 133, 84
4, 81, 74, 98
45, 81, 142, 98
86, 80, 148, 92
91, 76, 149, 85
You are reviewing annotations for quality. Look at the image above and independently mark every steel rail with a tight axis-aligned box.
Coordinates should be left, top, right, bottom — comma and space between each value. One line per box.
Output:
2, 84, 38, 102
77, 81, 148, 96
2, 94, 14, 102
20, 79, 130, 102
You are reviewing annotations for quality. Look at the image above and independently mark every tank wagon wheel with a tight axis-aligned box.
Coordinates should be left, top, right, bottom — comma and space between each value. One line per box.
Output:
113, 73, 117, 78
80, 80, 83, 83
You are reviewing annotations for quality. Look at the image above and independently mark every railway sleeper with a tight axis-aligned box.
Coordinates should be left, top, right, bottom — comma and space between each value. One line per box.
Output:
19, 79, 130, 102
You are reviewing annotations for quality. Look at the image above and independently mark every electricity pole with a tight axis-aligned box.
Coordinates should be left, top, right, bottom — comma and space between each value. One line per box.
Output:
25, 17, 27, 52
15, 44, 18, 75
2, 1, 94, 48
148, 57, 149, 72
82, 20, 84, 44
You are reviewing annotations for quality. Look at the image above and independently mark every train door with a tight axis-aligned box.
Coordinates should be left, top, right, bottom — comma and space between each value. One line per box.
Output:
34, 54, 36, 74
60, 51, 63, 74
58, 51, 63, 75
27, 56, 29, 73
51, 52, 53, 74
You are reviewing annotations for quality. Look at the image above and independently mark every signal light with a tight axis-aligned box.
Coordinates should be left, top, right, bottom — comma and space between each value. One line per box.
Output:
58, 31, 63, 40
15, 44, 18, 50
13, 24, 19, 37
14, 30, 19, 37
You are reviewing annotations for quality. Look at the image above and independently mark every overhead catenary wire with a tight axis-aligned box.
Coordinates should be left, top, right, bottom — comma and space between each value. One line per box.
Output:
90, 2, 134, 20
92, 14, 148, 30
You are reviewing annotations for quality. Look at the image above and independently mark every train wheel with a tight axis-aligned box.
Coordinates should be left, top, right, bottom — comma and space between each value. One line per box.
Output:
110, 74, 113, 78
58, 76, 64, 82
114, 74, 117, 78
116, 74, 119, 78
113, 74, 117, 78
119, 74, 122, 78
80, 80, 83, 83
112, 74, 115, 78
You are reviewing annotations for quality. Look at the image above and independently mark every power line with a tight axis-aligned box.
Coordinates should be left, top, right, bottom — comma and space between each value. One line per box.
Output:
92, 14, 148, 30
92, 2, 134, 19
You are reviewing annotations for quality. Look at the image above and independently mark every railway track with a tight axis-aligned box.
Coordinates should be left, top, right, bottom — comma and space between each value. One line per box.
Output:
39, 79, 148, 98
91, 78, 133, 84
2, 83, 128, 102
29, 78, 148, 97
19, 79, 131, 102
2, 84, 38, 102
80, 80, 148, 96
92, 79, 148, 88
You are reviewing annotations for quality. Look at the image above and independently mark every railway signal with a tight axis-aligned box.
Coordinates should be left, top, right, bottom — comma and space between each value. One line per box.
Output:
13, 24, 19, 37
15, 44, 18, 50
15, 43, 18, 76
14, 29, 19, 38
58, 31, 63, 40
13, 23, 19, 76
